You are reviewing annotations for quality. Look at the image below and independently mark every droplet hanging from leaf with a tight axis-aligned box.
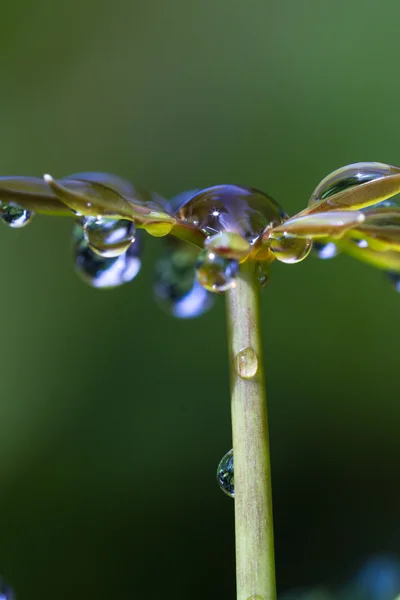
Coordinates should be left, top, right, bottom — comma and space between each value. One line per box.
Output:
73, 223, 142, 288
0, 202, 34, 228
195, 249, 239, 292
83, 216, 136, 258
153, 240, 214, 318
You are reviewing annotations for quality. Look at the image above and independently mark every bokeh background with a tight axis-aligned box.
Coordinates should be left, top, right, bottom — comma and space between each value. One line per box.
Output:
0, 1, 400, 598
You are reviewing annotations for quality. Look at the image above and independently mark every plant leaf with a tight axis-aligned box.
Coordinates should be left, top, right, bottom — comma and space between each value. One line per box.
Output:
269, 210, 365, 239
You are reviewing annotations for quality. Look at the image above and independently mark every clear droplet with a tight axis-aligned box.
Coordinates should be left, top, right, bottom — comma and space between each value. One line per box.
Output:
178, 185, 287, 242
73, 223, 142, 288
169, 189, 200, 215
142, 221, 173, 237
83, 217, 136, 258
235, 347, 258, 379
256, 261, 269, 287
310, 162, 400, 204
195, 249, 239, 292
269, 235, 312, 264
0, 202, 34, 228
387, 271, 400, 292
154, 241, 214, 318
217, 449, 234, 498
0, 577, 15, 600
312, 241, 339, 260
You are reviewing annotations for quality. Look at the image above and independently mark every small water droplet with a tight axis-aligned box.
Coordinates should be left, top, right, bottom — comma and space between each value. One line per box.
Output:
154, 241, 214, 318
312, 241, 339, 260
310, 162, 400, 203
195, 249, 239, 292
235, 347, 258, 379
178, 185, 286, 242
73, 223, 142, 288
269, 235, 312, 264
255, 262, 269, 287
83, 217, 136, 258
0, 576, 15, 600
386, 271, 400, 292
217, 449, 234, 498
0, 202, 34, 228
205, 231, 251, 261
143, 222, 173, 237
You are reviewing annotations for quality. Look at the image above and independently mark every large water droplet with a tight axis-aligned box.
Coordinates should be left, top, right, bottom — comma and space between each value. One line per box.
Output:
0, 577, 15, 600
154, 241, 214, 318
178, 185, 286, 242
217, 449, 234, 498
195, 249, 239, 292
83, 217, 136, 258
312, 240, 339, 260
310, 162, 400, 204
235, 347, 258, 379
386, 271, 400, 292
0, 202, 34, 228
73, 223, 142, 288
269, 235, 312, 264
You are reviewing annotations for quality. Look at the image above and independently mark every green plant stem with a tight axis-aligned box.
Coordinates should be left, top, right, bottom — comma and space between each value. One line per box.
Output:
226, 260, 276, 600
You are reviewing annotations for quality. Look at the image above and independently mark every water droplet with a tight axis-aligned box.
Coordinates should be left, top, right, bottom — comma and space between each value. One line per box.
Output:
217, 449, 234, 498
178, 185, 286, 242
73, 223, 142, 288
256, 261, 269, 287
142, 221, 173, 237
154, 241, 214, 318
269, 235, 312, 264
195, 249, 239, 292
235, 347, 258, 379
310, 162, 400, 203
312, 241, 339, 259
205, 232, 251, 261
169, 189, 200, 214
0, 577, 15, 600
386, 271, 400, 292
0, 202, 34, 228
83, 217, 136, 258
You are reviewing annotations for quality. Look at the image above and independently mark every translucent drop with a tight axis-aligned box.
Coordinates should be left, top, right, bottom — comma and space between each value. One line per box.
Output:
83, 217, 136, 258
142, 222, 173, 237
386, 271, 400, 292
154, 241, 214, 319
269, 235, 312, 264
73, 223, 142, 288
195, 249, 239, 292
235, 347, 258, 379
217, 449, 234, 498
310, 162, 400, 204
0, 577, 15, 600
177, 185, 287, 242
256, 261, 269, 287
0, 202, 34, 228
312, 241, 339, 260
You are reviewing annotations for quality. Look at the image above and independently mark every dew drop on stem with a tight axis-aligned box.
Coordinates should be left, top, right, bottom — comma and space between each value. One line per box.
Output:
235, 347, 258, 379
195, 249, 239, 292
217, 449, 234, 498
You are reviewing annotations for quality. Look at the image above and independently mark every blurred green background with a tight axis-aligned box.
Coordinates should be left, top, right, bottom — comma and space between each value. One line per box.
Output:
0, 0, 400, 598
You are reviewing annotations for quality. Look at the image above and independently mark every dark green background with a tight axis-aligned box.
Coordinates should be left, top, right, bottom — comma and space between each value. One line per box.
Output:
0, 1, 399, 598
